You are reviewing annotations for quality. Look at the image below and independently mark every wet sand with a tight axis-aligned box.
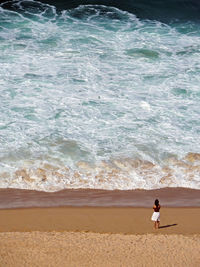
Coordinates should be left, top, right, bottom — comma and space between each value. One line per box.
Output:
0, 188, 199, 266
0, 187, 199, 208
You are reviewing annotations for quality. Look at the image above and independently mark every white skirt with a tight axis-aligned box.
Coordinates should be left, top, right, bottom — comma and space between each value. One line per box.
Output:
151, 212, 160, 221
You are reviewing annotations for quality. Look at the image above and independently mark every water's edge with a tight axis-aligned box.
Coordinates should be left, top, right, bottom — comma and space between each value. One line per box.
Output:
0, 187, 199, 209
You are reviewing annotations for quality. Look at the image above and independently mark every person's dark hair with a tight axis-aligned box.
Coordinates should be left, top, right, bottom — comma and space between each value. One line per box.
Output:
155, 199, 159, 207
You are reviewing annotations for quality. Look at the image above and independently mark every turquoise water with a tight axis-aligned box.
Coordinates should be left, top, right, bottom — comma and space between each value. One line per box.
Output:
0, 0, 200, 191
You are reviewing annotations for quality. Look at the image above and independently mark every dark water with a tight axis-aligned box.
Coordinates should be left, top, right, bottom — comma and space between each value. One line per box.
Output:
2, 0, 200, 22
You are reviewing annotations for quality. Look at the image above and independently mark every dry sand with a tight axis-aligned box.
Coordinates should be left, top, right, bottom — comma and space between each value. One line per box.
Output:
0, 231, 200, 267
0, 206, 200, 266
0, 207, 200, 234
0, 188, 199, 266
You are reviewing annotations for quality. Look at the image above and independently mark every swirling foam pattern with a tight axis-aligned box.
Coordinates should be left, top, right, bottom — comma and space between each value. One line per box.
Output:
0, 0, 200, 191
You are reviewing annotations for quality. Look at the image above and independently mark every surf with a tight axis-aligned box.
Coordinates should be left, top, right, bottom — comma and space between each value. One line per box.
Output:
0, 0, 200, 191
2, 0, 200, 22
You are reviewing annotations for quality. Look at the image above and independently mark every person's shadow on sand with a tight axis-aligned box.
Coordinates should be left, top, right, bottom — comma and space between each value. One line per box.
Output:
159, 224, 177, 229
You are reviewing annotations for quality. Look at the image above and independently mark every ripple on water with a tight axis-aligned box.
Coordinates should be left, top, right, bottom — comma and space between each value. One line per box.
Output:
0, 1, 200, 190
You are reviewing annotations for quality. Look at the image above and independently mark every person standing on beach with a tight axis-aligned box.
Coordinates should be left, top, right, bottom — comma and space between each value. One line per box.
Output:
151, 199, 160, 229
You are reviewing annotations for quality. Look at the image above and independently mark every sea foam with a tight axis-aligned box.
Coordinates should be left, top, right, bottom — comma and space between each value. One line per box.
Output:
0, 1, 200, 191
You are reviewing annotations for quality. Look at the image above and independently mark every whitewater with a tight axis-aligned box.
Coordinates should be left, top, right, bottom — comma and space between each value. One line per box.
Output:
0, 0, 200, 191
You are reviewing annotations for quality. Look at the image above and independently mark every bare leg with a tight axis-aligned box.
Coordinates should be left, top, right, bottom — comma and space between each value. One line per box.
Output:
157, 221, 160, 229
154, 221, 159, 229
154, 221, 157, 229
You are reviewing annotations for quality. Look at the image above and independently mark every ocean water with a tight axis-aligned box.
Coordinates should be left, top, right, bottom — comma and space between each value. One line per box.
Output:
0, 0, 200, 191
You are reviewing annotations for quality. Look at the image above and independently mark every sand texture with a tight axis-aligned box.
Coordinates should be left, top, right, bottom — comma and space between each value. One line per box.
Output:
0, 231, 200, 267
0, 188, 200, 266
0, 207, 199, 234
0, 207, 200, 266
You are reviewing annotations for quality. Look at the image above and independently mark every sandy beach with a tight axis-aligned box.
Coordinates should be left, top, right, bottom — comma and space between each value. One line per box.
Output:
0, 231, 199, 267
2, 0, 200, 265
0, 188, 199, 266
0, 206, 200, 234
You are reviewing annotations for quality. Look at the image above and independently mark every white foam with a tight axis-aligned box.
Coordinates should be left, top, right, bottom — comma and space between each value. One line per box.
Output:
0, 3, 200, 191
140, 101, 151, 111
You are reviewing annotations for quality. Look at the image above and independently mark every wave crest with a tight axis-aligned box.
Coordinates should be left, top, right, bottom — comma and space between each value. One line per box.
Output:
0, 153, 199, 191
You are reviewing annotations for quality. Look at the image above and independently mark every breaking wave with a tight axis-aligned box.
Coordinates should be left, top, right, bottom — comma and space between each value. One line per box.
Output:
0, 0, 200, 191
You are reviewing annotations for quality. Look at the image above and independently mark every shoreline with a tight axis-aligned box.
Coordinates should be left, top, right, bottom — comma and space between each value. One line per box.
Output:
0, 187, 199, 209
0, 187, 199, 234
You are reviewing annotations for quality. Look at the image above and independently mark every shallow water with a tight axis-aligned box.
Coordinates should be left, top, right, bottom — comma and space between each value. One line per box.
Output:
0, 0, 200, 191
